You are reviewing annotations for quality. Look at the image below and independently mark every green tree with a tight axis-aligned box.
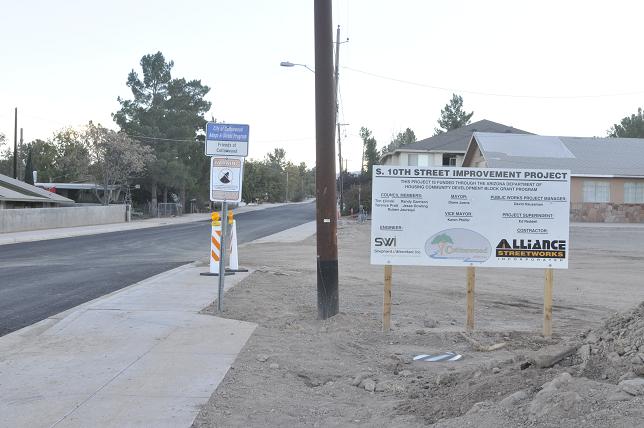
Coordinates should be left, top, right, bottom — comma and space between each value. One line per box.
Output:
266, 148, 286, 168
50, 128, 92, 182
29, 139, 59, 182
608, 108, 644, 137
431, 233, 454, 256
241, 159, 262, 203
434, 93, 473, 135
381, 127, 416, 156
241, 149, 314, 204
0, 132, 13, 176
360, 127, 379, 177
84, 122, 155, 204
0, 133, 32, 179
113, 51, 211, 214
23, 147, 34, 184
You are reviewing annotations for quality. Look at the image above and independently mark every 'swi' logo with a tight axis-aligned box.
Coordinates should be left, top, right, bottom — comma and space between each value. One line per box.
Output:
374, 237, 396, 247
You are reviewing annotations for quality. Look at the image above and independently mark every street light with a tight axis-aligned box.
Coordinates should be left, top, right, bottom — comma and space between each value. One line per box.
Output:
280, 61, 315, 73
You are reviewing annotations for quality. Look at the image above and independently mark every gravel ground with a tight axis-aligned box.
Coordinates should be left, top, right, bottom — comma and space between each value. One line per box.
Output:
192, 220, 644, 427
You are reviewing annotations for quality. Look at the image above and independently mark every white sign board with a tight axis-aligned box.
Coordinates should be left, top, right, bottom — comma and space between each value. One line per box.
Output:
210, 157, 244, 202
370, 166, 570, 269
205, 123, 249, 157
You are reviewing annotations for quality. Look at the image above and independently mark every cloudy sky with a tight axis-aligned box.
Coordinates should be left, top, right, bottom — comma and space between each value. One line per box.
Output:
2, 0, 644, 171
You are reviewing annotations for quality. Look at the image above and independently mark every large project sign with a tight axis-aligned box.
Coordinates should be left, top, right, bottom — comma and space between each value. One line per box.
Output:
370, 166, 571, 269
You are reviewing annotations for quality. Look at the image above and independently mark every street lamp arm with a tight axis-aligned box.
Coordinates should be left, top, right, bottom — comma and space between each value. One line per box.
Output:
280, 61, 315, 73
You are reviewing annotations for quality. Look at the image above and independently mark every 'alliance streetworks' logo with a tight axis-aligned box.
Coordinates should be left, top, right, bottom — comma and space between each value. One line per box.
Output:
496, 239, 566, 259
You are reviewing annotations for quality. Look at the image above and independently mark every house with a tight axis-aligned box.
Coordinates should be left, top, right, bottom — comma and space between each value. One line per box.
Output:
380, 119, 530, 167
32, 172, 119, 204
0, 173, 74, 209
463, 132, 644, 222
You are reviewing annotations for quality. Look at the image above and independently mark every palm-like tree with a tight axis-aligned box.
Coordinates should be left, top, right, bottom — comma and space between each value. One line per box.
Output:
431, 234, 454, 256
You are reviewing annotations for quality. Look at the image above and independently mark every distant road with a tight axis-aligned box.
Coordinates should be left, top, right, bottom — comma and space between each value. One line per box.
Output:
0, 202, 315, 336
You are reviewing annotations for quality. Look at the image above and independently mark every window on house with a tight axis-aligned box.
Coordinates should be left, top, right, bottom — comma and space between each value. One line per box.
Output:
624, 182, 644, 203
442, 153, 457, 166
407, 153, 418, 166
582, 181, 610, 202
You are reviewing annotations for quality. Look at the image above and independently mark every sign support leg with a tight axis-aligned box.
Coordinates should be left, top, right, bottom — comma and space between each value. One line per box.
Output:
383, 265, 392, 332
543, 268, 553, 337
218, 201, 228, 312
466, 266, 475, 332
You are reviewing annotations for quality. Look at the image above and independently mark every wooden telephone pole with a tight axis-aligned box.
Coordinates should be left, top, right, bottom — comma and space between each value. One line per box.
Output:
314, 0, 339, 319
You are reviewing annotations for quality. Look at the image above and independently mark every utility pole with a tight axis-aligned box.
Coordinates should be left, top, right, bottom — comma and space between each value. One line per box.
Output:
19, 128, 23, 180
337, 123, 349, 213
337, 123, 343, 213
285, 170, 289, 202
334, 25, 342, 214
314, 0, 339, 319
13, 108, 18, 179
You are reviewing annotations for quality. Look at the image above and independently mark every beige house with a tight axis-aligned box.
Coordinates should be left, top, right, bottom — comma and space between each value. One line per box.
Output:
463, 132, 644, 222
381, 119, 529, 167
0, 173, 74, 209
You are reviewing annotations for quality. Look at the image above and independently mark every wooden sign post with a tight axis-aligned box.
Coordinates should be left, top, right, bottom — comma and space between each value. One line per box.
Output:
466, 266, 475, 332
383, 265, 392, 332
543, 268, 554, 337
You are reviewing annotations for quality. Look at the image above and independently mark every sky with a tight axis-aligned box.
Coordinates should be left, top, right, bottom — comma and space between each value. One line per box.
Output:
2, 0, 644, 172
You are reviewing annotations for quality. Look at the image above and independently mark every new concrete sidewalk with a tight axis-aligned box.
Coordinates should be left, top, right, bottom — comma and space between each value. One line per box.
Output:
0, 200, 313, 246
0, 222, 316, 427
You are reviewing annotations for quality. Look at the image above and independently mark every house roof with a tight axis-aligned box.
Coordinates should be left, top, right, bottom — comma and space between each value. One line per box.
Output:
382, 119, 531, 160
0, 173, 74, 204
465, 132, 644, 177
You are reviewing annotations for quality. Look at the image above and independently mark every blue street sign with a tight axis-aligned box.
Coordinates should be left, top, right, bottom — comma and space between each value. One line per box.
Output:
205, 123, 250, 157
206, 123, 249, 142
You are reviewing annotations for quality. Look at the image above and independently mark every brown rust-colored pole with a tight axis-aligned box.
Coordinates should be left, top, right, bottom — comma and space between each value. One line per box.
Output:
543, 268, 553, 337
314, 0, 339, 319
466, 266, 475, 332
383, 265, 392, 331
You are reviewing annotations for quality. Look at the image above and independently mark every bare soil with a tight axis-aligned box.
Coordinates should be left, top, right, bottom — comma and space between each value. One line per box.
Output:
193, 221, 644, 427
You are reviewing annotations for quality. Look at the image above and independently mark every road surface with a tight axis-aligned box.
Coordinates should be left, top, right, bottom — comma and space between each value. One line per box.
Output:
0, 202, 315, 336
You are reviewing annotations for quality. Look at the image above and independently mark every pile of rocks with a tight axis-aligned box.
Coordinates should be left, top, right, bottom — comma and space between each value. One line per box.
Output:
579, 301, 644, 380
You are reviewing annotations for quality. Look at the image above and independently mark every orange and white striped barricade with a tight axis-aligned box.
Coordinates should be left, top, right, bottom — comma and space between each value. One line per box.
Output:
225, 210, 248, 272
210, 212, 222, 274
200, 212, 233, 277
228, 219, 239, 270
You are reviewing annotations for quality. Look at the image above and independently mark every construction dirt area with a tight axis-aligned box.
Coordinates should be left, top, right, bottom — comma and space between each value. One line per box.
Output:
193, 220, 644, 427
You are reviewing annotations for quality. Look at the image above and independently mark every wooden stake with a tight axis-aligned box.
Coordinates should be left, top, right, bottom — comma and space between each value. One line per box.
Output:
543, 268, 554, 337
466, 266, 475, 332
383, 265, 392, 332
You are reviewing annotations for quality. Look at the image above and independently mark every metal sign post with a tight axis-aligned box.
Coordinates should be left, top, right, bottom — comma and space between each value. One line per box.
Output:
205, 122, 249, 313
218, 200, 228, 312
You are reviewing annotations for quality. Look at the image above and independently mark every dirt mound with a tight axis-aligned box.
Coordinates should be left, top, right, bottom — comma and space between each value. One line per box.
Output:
577, 301, 644, 382
429, 371, 644, 428
394, 302, 644, 427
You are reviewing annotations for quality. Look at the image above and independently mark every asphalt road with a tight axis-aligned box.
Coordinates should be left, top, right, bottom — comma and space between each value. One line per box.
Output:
0, 202, 315, 336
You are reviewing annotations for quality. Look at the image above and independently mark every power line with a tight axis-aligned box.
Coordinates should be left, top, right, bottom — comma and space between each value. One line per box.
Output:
129, 134, 198, 143
129, 133, 317, 144
343, 66, 644, 99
